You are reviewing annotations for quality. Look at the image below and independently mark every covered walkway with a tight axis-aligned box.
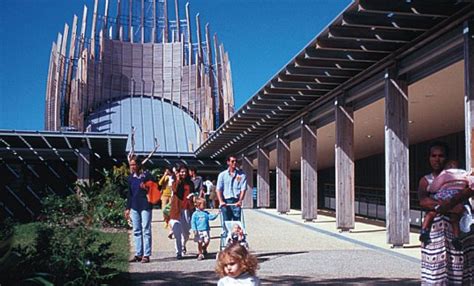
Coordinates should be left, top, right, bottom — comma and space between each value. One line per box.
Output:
128, 208, 420, 285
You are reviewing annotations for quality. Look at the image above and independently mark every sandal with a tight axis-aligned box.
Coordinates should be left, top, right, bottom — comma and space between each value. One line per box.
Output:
197, 254, 205, 260
141, 256, 150, 263
129, 255, 142, 262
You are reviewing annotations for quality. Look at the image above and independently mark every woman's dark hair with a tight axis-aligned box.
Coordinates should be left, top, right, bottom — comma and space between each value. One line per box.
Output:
428, 141, 449, 158
175, 164, 191, 200
129, 155, 143, 169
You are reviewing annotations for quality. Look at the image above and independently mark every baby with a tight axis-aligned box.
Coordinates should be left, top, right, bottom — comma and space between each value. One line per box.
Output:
420, 160, 474, 249
226, 223, 249, 249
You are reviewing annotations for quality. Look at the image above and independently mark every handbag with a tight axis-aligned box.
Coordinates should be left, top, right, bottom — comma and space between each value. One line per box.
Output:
460, 204, 473, 233
145, 181, 161, 205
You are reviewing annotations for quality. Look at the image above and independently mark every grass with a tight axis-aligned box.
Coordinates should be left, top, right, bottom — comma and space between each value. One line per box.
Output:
13, 222, 129, 275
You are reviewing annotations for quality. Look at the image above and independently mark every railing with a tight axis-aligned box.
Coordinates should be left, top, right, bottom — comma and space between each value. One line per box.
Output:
322, 184, 425, 227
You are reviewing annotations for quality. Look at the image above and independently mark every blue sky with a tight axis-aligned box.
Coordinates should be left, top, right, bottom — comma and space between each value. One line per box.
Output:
0, 0, 351, 131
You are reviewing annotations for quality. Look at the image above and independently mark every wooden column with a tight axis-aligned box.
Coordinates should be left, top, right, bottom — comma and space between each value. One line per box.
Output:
384, 66, 410, 246
301, 119, 318, 221
77, 147, 91, 185
335, 97, 354, 231
465, 19, 474, 171
241, 155, 254, 209
257, 146, 270, 208
276, 135, 290, 214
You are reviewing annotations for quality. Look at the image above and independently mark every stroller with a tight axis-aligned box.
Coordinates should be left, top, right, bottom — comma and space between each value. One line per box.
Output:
219, 204, 248, 250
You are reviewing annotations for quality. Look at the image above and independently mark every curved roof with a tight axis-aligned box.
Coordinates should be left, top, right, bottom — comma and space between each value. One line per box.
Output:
88, 97, 200, 155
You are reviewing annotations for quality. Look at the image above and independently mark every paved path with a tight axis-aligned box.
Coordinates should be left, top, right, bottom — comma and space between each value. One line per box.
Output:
128, 208, 421, 285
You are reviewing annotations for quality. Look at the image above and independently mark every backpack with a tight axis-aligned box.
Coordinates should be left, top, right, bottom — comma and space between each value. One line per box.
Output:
145, 181, 161, 205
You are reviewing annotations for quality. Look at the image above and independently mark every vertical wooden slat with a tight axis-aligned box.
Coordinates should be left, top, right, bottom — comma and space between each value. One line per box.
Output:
205, 23, 214, 130
163, 0, 168, 42
219, 43, 227, 123
213, 34, 222, 126
241, 155, 254, 209
129, 0, 133, 43
45, 42, 56, 130
224, 51, 234, 117
276, 135, 291, 214
335, 97, 354, 231
257, 146, 270, 208
77, 147, 91, 185
151, 0, 155, 43
90, 0, 99, 57
196, 13, 203, 65
65, 15, 78, 127
464, 20, 474, 171
141, 0, 144, 43
385, 66, 410, 246
79, 6, 88, 52
104, 0, 110, 37
185, 2, 192, 65
174, 0, 180, 39
54, 24, 69, 130
301, 119, 318, 221
117, 0, 122, 40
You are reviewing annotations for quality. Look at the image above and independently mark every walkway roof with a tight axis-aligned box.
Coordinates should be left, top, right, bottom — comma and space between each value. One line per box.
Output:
195, 0, 473, 159
0, 130, 224, 172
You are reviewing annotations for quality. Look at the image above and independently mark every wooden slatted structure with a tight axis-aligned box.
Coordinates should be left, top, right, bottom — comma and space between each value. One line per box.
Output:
45, 0, 234, 152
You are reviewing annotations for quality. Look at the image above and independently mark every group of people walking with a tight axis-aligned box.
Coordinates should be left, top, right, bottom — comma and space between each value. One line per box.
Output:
124, 154, 261, 284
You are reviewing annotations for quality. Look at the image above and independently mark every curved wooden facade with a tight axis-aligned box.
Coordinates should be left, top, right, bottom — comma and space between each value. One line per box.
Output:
45, 0, 234, 152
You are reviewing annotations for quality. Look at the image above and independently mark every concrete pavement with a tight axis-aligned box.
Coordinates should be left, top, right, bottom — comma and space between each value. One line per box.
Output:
128, 208, 421, 285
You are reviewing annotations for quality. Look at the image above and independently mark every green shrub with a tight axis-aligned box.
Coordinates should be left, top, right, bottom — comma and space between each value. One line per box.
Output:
41, 194, 82, 226
6, 223, 117, 285
93, 192, 127, 228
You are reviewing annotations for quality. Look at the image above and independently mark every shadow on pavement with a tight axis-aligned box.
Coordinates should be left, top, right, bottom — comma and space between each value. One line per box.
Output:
124, 272, 420, 285
263, 276, 419, 285
256, 251, 308, 263
128, 270, 217, 285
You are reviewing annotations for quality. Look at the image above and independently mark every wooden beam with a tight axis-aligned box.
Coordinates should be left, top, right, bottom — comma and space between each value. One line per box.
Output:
276, 134, 290, 214
335, 96, 354, 231
117, 0, 122, 41
257, 146, 270, 208
185, 2, 192, 65
464, 19, 474, 171
129, 0, 133, 42
151, 0, 155, 42
79, 6, 88, 51
77, 147, 91, 185
241, 155, 254, 209
174, 0, 180, 40
301, 119, 318, 221
163, 0, 168, 42
384, 66, 410, 246
196, 13, 203, 64
91, 0, 99, 56
141, 0, 144, 43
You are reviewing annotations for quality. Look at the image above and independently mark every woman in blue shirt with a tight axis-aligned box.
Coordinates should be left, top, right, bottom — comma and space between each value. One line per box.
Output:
124, 156, 154, 263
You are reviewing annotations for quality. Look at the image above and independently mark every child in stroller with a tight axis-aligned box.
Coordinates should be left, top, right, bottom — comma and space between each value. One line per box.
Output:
224, 221, 249, 249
